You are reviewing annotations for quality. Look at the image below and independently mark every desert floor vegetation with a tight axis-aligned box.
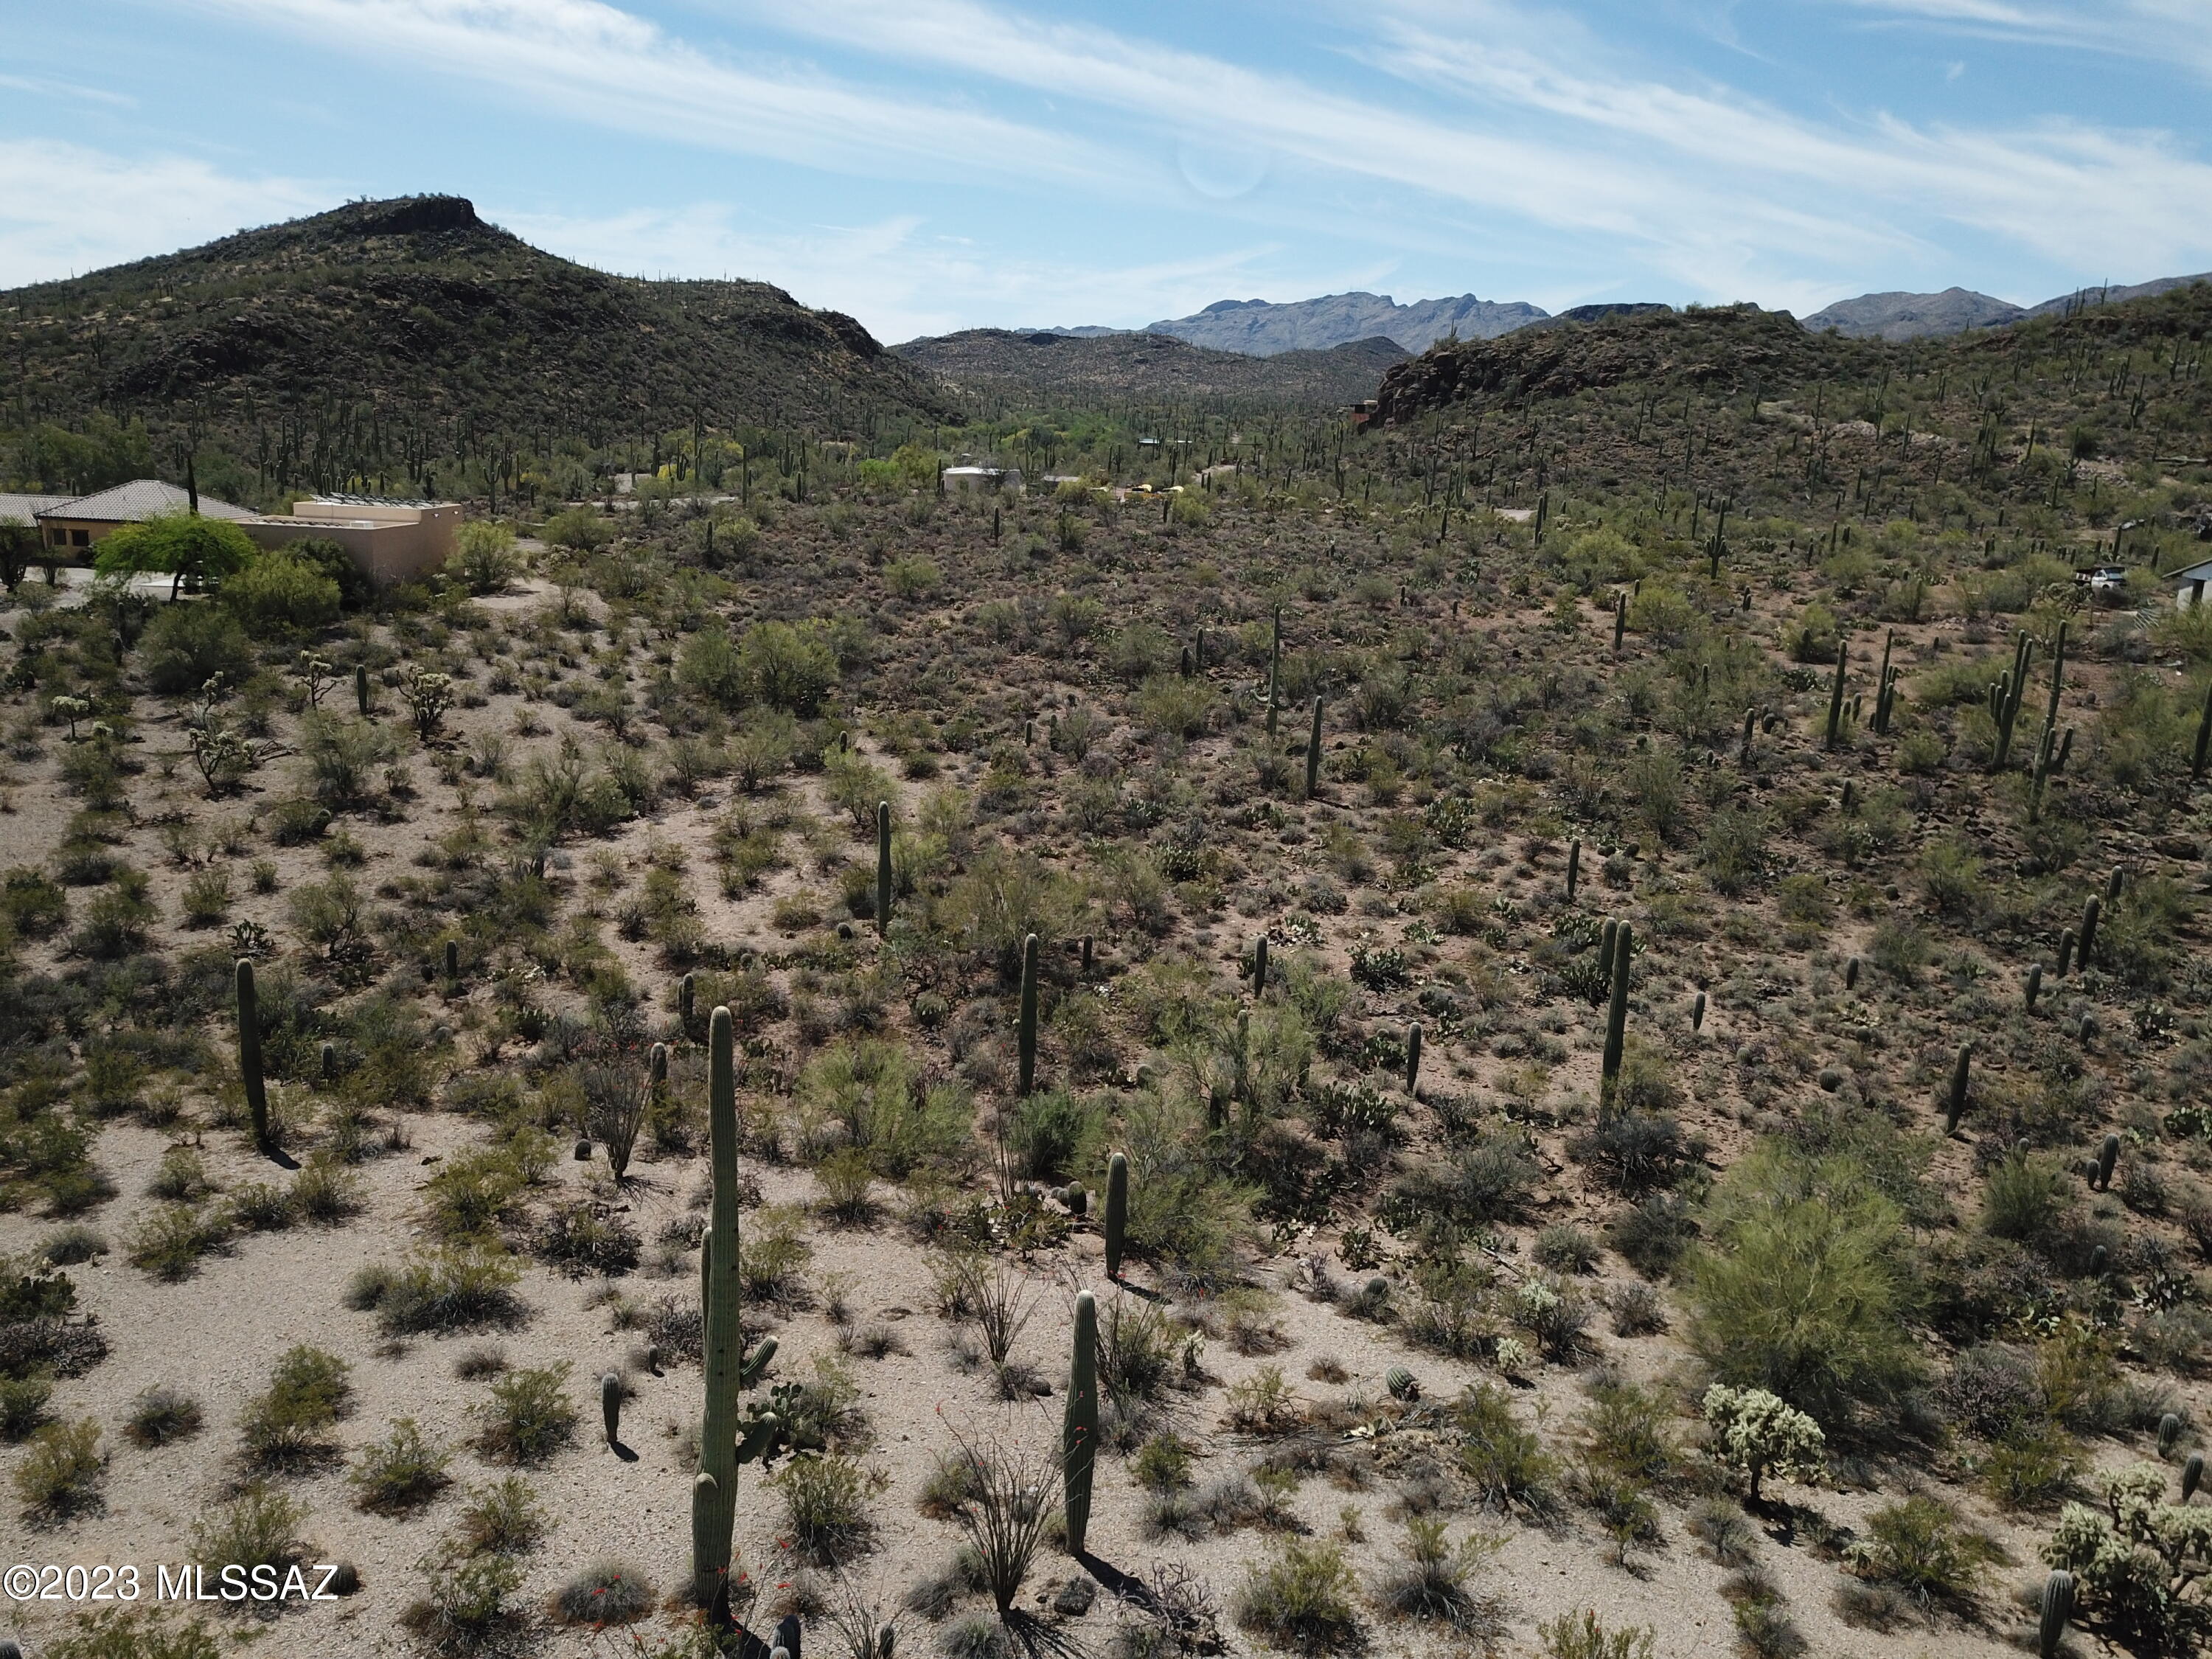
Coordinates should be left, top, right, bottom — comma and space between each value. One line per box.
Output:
2, 280, 2212, 1659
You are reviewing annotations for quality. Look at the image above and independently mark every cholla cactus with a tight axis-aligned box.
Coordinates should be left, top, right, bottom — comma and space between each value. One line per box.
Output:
1492, 1337, 1532, 1379
1702, 1385, 1826, 1503
2043, 1464, 2212, 1644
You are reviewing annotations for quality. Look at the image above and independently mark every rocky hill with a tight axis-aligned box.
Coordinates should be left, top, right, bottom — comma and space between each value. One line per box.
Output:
1804, 287, 2024, 341
892, 328, 1408, 408
1138, 291, 1549, 355
0, 195, 957, 498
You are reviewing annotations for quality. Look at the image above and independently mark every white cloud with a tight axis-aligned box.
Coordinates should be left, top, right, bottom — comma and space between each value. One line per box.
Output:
0, 139, 329, 288
185, 0, 1108, 188
498, 201, 1304, 341
1815, 0, 2212, 83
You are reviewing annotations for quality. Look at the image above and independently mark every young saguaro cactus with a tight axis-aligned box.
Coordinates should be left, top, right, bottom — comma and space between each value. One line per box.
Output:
602, 1372, 623, 1447
2079, 895, 2103, 969
236, 959, 270, 1153
1266, 606, 1282, 737
1251, 933, 1269, 996
1064, 1290, 1098, 1556
2186, 1451, 2206, 1503
1405, 1023, 1422, 1099
1104, 1152, 1129, 1281
875, 801, 894, 939
2096, 1134, 2121, 1192
2039, 1569, 2073, 1659
1566, 838, 1582, 902
1018, 933, 1040, 1097
1824, 639, 1848, 751
1945, 1043, 1972, 1135
355, 662, 370, 718
1305, 695, 1324, 799
1599, 921, 1632, 1119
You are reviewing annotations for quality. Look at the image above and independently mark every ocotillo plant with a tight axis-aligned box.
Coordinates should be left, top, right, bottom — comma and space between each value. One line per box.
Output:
354, 662, 370, 717
1405, 1023, 1422, 1097
875, 801, 893, 938
1104, 1152, 1129, 1281
1945, 1043, 1972, 1134
1566, 838, 1582, 902
236, 959, 269, 1153
1305, 696, 1324, 798
1017, 933, 1040, 1096
1599, 922, 1632, 1119
1064, 1290, 1098, 1555
1824, 639, 1848, 750
2039, 1570, 2073, 1659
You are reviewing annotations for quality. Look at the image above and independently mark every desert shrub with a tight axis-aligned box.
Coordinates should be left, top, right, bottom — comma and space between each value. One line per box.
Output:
41, 1610, 223, 1658
123, 1384, 204, 1447
1538, 1609, 1657, 1659
229, 1180, 298, 1232
141, 602, 251, 695
448, 521, 521, 595
1848, 1495, 1997, 1606
1684, 1140, 1922, 1425
456, 1477, 547, 1556
797, 1038, 969, 1176
1374, 1515, 1502, 1631
1133, 1433, 1195, 1495
1385, 1133, 1540, 1228
1534, 1223, 1601, 1275
1980, 1147, 2077, 1253
1579, 1378, 1677, 1486
1454, 1383, 1553, 1510
373, 1248, 526, 1334
0, 1374, 52, 1440
240, 1344, 351, 1467
741, 620, 839, 714
1609, 1193, 1699, 1279
403, 1551, 528, 1655
350, 1417, 453, 1514
1236, 1538, 1361, 1655
473, 1363, 577, 1465
1098, 1293, 1180, 1408
1224, 1366, 1301, 1436
222, 549, 341, 636
14, 1416, 105, 1522
188, 1485, 307, 1579
533, 1200, 641, 1277
772, 1452, 876, 1564
1609, 1281, 1666, 1336
553, 1559, 656, 1625
1009, 1088, 1098, 1182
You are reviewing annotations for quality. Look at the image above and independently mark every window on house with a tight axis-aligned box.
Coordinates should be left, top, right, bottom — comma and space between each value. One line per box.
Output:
72, 529, 90, 548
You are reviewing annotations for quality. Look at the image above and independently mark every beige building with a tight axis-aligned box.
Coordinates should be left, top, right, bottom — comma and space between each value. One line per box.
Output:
35, 480, 255, 552
239, 496, 460, 587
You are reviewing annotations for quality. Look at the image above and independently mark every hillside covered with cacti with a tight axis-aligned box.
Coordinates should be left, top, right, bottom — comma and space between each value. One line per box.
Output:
0, 286, 2209, 1659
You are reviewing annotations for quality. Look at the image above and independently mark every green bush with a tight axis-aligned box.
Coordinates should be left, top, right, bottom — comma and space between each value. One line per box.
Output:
771, 1451, 875, 1564
0, 1373, 52, 1440
456, 1477, 546, 1555
221, 549, 341, 637
1539, 1609, 1657, 1659
123, 1385, 204, 1447
1454, 1382, 1554, 1510
240, 1345, 351, 1467
1683, 1140, 1923, 1425
1851, 1495, 1997, 1605
349, 1417, 453, 1514
473, 1363, 576, 1464
189, 1485, 307, 1578
1235, 1538, 1362, 1655
139, 602, 251, 695
44, 1610, 223, 1658
13, 1416, 105, 1522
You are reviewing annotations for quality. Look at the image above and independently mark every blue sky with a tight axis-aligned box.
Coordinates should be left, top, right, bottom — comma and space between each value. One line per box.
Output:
2, 0, 2208, 342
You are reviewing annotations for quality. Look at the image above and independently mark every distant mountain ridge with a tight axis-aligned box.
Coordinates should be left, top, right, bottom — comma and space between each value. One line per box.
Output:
890, 328, 1408, 408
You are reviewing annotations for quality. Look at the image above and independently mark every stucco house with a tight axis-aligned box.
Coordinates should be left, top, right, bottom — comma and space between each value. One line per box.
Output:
35, 480, 255, 553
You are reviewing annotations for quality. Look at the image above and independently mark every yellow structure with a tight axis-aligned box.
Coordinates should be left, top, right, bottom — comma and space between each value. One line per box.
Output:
239, 496, 460, 587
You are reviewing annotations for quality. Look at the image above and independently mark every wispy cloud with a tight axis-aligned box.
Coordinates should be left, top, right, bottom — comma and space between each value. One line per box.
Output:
500, 202, 1298, 342
0, 72, 136, 108
1815, 0, 2212, 82
0, 139, 328, 289
185, 0, 1107, 187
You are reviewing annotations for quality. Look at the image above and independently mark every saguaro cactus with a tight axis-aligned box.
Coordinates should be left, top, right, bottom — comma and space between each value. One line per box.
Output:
355, 662, 370, 717
602, 1372, 622, 1446
2097, 1134, 2121, 1192
692, 1006, 746, 1604
2186, 1451, 2205, 1503
2161, 1412, 2184, 1458
2079, 895, 2102, 968
1600, 921, 1632, 1116
1612, 590, 1626, 655
1824, 639, 1848, 751
1405, 1023, 1422, 1098
2193, 681, 2212, 782
1566, 838, 1582, 902
1266, 607, 1282, 737
2025, 963, 2043, 1012
1691, 991, 1706, 1032
1945, 1043, 1972, 1134
2039, 1570, 2073, 1659
1104, 1152, 1129, 1281
1064, 1290, 1098, 1555
875, 801, 893, 938
1598, 918, 1618, 983
681, 973, 696, 1030
236, 959, 269, 1152
2057, 928, 2077, 978
1251, 934, 1269, 996
1018, 933, 1040, 1096
1305, 696, 1324, 798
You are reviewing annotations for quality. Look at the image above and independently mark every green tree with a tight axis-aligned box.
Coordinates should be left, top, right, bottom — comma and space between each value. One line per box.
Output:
95, 513, 257, 599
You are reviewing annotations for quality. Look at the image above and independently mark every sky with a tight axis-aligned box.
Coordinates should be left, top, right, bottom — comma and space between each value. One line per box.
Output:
1, 0, 2209, 344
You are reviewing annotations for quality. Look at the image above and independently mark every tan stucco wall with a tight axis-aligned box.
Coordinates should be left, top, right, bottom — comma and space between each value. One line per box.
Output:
239, 507, 456, 588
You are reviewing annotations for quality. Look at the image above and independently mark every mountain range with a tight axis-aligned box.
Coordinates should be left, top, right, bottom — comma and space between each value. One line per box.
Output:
888, 329, 1407, 409
1023, 273, 2212, 355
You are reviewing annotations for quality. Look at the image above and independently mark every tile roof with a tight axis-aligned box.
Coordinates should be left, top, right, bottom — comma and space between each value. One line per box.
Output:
0, 493, 72, 523
36, 480, 255, 524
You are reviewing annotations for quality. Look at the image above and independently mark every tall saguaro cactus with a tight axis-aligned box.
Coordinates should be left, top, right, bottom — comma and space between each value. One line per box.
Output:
1104, 1152, 1129, 1281
692, 1006, 745, 1604
1064, 1290, 1098, 1555
1018, 933, 1041, 1096
1599, 922, 1632, 1119
1266, 607, 1282, 737
236, 959, 269, 1152
1305, 696, 1324, 799
875, 801, 893, 938
1824, 639, 1848, 750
